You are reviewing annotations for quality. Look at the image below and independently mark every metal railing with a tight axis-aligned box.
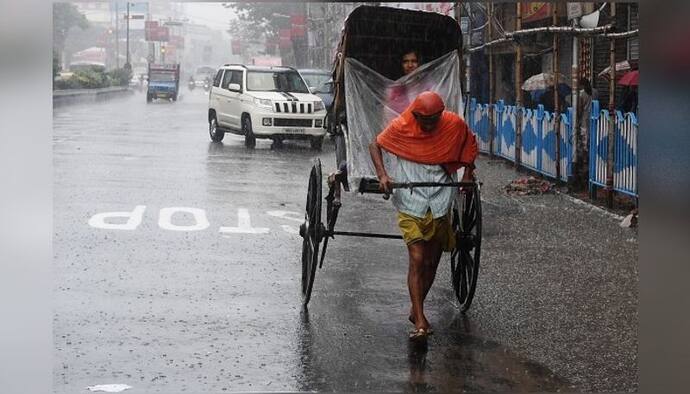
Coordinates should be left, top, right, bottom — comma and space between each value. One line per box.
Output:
589, 100, 638, 197
467, 99, 573, 182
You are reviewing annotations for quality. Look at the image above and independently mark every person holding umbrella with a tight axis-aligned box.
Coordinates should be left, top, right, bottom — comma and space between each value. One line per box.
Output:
618, 70, 639, 113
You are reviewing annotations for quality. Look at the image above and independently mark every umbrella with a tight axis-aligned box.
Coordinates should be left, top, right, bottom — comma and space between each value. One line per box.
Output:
522, 72, 569, 91
529, 83, 572, 102
598, 60, 638, 79
618, 70, 639, 86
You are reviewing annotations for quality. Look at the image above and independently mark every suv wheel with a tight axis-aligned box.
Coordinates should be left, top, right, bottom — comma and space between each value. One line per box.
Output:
310, 136, 324, 151
209, 116, 224, 142
243, 116, 256, 149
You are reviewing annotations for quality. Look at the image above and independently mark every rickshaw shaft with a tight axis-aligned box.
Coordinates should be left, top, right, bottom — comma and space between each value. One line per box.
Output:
329, 230, 403, 240
391, 181, 476, 189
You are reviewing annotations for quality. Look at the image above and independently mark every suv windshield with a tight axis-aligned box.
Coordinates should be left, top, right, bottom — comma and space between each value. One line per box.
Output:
246, 71, 309, 93
302, 73, 331, 89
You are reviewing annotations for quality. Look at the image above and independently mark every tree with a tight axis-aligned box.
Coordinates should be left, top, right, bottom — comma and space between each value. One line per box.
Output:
222, 2, 308, 66
53, 3, 89, 62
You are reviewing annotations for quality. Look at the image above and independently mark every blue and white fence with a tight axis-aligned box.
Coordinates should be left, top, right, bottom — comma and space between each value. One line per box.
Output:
467, 98, 491, 153
467, 99, 573, 182
495, 101, 517, 161
589, 100, 638, 197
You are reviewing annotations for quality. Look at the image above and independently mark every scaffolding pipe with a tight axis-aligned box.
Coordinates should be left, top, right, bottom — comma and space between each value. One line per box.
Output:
468, 24, 617, 53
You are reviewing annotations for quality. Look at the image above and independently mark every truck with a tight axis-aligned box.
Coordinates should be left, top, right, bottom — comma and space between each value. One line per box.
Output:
146, 63, 180, 102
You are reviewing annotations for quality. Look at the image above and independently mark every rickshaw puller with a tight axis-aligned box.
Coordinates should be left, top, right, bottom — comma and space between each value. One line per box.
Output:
368, 91, 478, 340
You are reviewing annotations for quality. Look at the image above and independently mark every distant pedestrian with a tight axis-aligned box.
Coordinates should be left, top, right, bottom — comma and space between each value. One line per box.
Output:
369, 91, 478, 341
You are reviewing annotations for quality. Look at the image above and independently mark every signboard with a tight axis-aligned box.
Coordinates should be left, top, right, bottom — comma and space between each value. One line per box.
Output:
231, 39, 242, 55
279, 28, 292, 49
290, 14, 306, 38
521, 2, 552, 23
145, 22, 169, 42
251, 56, 282, 66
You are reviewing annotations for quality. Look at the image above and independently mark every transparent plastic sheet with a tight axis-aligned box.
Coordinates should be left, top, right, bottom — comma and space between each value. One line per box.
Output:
344, 51, 464, 181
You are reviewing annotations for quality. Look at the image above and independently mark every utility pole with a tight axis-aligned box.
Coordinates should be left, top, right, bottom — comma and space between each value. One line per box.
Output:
125, 2, 131, 70
606, 3, 617, 208
553, 4, 561, 180
488, 2, 495, 158
571, 14, 580, 183
514, 2, 523, 168
115, 2, 120, 68
466, 3, 471, 96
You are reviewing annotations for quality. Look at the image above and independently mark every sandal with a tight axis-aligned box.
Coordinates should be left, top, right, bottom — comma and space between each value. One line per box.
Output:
409, 328, 431, 341
408, 316, 433, 334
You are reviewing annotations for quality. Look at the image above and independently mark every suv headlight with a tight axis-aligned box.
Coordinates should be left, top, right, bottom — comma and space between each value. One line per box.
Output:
313, 100, 325, 112
253, 97, 273, 110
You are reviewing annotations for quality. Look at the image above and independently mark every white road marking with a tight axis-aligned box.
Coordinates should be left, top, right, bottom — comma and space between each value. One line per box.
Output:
266, 210, 303, 223
158, 207, 210, 231
280, 225, 299, 235
88, 206, 146, 230
219, 208, 270, 234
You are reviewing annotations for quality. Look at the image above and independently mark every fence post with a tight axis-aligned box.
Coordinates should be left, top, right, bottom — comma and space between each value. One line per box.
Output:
589, 100, 599, 200
536, 104, 544, 172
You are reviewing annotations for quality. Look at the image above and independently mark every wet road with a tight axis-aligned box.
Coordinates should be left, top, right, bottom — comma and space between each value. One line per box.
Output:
54, 90, 637, 392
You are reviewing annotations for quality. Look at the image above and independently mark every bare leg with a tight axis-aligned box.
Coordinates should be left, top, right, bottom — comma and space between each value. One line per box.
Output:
421, 239, 443, 301
407, 242, 429, 330
409, 239, 442, 325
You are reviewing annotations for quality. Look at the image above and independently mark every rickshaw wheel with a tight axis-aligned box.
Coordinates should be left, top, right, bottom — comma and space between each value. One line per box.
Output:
300, 159, 324, 306
450, 183, 482, 312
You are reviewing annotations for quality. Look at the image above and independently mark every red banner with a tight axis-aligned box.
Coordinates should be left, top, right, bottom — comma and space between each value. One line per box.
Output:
290, 14, 306, 26
145, 21, 169, 42
231, 39, 242, 54
521, 2, 552, 23
279, 28, 292, 48
291, 25, 306, 38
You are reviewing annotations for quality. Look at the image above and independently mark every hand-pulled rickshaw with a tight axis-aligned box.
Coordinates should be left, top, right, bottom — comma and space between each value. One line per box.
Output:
299, 5, 483, 312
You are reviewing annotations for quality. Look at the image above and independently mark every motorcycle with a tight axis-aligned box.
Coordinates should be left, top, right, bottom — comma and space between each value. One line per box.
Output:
203, 80, 210, 92
188, 80, 195, 91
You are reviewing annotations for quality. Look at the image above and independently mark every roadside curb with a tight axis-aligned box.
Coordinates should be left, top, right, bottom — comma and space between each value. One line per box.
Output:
53, 87, 134, 107
556, 191, 626, 221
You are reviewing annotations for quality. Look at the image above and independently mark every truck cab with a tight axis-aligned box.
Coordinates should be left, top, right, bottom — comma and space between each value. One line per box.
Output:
146, 63, 180, 102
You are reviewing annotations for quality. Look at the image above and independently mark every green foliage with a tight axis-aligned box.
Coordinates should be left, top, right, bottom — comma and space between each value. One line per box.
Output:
107, 68, 133, 87
224, 2, 305, 39
71, 68, 108, 89
54, 66, 134, 90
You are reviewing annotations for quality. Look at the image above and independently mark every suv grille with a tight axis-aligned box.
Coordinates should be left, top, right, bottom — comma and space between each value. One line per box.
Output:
274, 118, 313, 127
274, 102, 313, 114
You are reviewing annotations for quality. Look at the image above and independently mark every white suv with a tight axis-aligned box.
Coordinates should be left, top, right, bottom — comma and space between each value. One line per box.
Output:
207, 64, 328, 149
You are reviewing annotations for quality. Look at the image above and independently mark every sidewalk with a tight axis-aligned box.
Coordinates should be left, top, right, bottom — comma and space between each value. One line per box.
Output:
337, 153, 638, 391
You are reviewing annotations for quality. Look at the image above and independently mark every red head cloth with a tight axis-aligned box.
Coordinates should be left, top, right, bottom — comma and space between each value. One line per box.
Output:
376, 92, 478, 173
413, 91, 445, 115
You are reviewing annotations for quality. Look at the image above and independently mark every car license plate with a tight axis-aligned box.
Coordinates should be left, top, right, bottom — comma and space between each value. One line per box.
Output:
284, 128, 305, 134
157, 94, 167, 98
